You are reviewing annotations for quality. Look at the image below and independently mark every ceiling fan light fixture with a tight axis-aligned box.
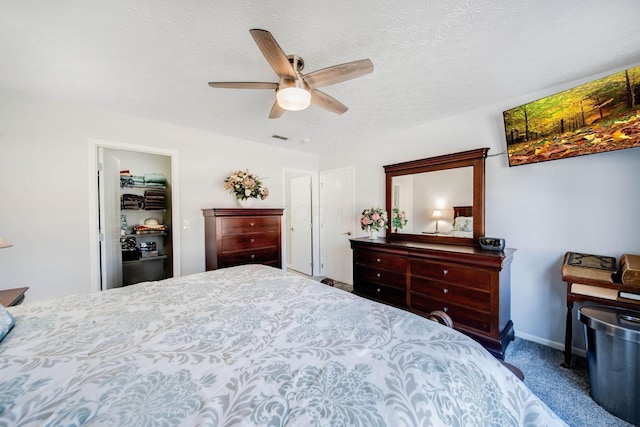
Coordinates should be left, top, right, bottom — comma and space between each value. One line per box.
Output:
208, 29, 373, 118
276, 86, 311, 111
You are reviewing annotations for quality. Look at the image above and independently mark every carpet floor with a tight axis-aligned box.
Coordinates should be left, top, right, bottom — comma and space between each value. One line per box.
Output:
505, 338, 633, 426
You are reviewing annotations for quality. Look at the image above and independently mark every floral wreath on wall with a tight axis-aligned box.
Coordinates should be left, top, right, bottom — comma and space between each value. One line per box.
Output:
224, 169, 269, 201
360, 207, 388, 238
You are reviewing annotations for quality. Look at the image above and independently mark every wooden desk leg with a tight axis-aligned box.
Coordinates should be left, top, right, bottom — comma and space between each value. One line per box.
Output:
562, 300, 574, 368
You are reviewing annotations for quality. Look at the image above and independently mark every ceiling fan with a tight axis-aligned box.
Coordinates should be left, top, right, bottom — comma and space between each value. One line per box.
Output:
208, 29, 374, 119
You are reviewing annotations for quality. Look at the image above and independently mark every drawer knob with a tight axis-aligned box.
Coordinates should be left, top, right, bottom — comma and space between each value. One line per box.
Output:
376, 273, 381, 278
250, 238, 255, 243
251, 254, 255, 259
443, 288, 449, 294
376, 288, 381, 293
443, 307, 448, 313
250, 222, 255, 227
442, 269, 448, 276
376, 258, 381, 263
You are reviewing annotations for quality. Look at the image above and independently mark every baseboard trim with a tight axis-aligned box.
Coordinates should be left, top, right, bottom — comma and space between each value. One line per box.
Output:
514, 330, 586, 358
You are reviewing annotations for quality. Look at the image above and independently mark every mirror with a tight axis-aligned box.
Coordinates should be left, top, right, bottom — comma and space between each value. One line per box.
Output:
384, 148, 489, 245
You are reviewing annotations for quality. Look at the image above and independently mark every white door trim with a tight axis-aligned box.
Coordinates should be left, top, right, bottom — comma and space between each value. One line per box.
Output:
88, 138, 181, 293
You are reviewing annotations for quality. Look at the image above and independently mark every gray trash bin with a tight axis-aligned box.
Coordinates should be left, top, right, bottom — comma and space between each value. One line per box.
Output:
578, 305, 640, 425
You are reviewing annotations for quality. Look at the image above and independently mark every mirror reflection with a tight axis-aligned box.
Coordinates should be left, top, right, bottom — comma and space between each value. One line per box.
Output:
391, 167, 473, 237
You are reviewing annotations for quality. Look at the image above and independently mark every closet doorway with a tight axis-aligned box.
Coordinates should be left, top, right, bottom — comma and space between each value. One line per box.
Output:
88, 139, 180, 292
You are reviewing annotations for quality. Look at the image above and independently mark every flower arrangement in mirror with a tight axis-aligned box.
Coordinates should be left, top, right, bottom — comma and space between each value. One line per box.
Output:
224, 170, 269, 207
391, 207, 408, 232
360, 207, 388, 239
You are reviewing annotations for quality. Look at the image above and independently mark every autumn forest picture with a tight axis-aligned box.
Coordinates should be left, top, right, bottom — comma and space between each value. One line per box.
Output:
503, 65, 640, 166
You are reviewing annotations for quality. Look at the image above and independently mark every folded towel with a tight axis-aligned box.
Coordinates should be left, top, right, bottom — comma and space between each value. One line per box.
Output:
144, 173, 166, 184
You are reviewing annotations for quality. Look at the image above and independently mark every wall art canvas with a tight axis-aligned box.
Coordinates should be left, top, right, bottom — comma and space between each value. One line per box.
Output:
503, 65, 640, 166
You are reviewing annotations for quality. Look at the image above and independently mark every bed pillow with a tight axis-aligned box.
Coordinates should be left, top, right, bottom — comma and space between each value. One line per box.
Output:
452, 216, 473, 232
0, 304, 16, 343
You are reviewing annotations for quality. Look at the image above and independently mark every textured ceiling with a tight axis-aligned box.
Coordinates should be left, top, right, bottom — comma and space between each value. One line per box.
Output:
1, 0, 639, 153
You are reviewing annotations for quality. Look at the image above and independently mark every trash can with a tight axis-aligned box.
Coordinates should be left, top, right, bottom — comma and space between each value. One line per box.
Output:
578, 305, 640, 425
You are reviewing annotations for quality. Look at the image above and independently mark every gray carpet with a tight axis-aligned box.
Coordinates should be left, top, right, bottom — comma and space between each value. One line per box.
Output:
505, 338, 633, 427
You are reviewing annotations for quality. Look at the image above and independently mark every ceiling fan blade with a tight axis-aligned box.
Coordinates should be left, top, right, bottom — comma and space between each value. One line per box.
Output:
249, 29, 296, 79
303, 59, 373, 88
269, 101, 285, 119
311, 90, 348, 115
208, 82, 278, 90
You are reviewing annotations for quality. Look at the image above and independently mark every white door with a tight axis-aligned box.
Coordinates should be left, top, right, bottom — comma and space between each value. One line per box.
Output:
290, 175, 313, 275
319, 167, 355, 284
98, 148, 123, 290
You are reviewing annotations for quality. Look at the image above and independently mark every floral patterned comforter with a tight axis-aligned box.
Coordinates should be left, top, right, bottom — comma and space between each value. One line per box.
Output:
0, 265, 565, 426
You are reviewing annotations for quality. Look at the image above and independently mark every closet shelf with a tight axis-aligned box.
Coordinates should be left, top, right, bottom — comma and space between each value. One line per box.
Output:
122, 255, 167, 265
122, 232, 167, 238
121, 185, 166, 189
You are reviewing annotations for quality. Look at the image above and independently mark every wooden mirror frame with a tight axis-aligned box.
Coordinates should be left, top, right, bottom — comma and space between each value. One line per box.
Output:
384, 148, 489, 246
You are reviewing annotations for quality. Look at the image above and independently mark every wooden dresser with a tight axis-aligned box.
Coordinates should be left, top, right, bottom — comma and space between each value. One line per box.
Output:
351, 237, 516, 359
202, 208, 283, 270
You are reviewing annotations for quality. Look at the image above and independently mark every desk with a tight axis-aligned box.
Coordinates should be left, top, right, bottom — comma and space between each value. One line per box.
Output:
563, 275, 640, 367
0, 287, 29, 307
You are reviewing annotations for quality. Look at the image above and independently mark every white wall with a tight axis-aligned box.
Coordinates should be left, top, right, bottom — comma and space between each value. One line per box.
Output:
0, 88, 318, 302
321, 81, 640, 351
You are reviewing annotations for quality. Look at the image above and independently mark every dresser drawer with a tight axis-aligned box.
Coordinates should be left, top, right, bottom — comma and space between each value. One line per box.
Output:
411, 293, 491, 332
219, 247, 280, 267
355, 282, 407, 308
221, 233, 279, 251
410, 260, 491, 291
355, 265, 406, 290
411, 276, 490, 311
221, 216, 280, 235
355, 250, 407, 271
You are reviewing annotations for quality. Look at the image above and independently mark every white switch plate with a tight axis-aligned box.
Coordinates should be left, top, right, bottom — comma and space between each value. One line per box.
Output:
183, 219, 191, 229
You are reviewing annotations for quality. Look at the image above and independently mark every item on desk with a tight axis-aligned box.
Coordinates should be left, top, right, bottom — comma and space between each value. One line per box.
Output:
621, 254, 640, 286
571, 283, 618, 300
561, 252, 617, 283
619, 291, 640, 303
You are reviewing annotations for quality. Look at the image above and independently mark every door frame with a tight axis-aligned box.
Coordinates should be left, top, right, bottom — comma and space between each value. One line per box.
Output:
88, 138, 181, 293
283, 168, 319, 276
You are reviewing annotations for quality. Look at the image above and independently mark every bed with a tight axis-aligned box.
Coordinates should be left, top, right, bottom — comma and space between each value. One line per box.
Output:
1, 265, 565, 426
445, 206, 474, 238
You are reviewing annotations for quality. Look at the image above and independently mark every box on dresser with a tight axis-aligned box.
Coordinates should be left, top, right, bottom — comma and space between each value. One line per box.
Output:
202, 208, 284, 271
351, 237, 516, 359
